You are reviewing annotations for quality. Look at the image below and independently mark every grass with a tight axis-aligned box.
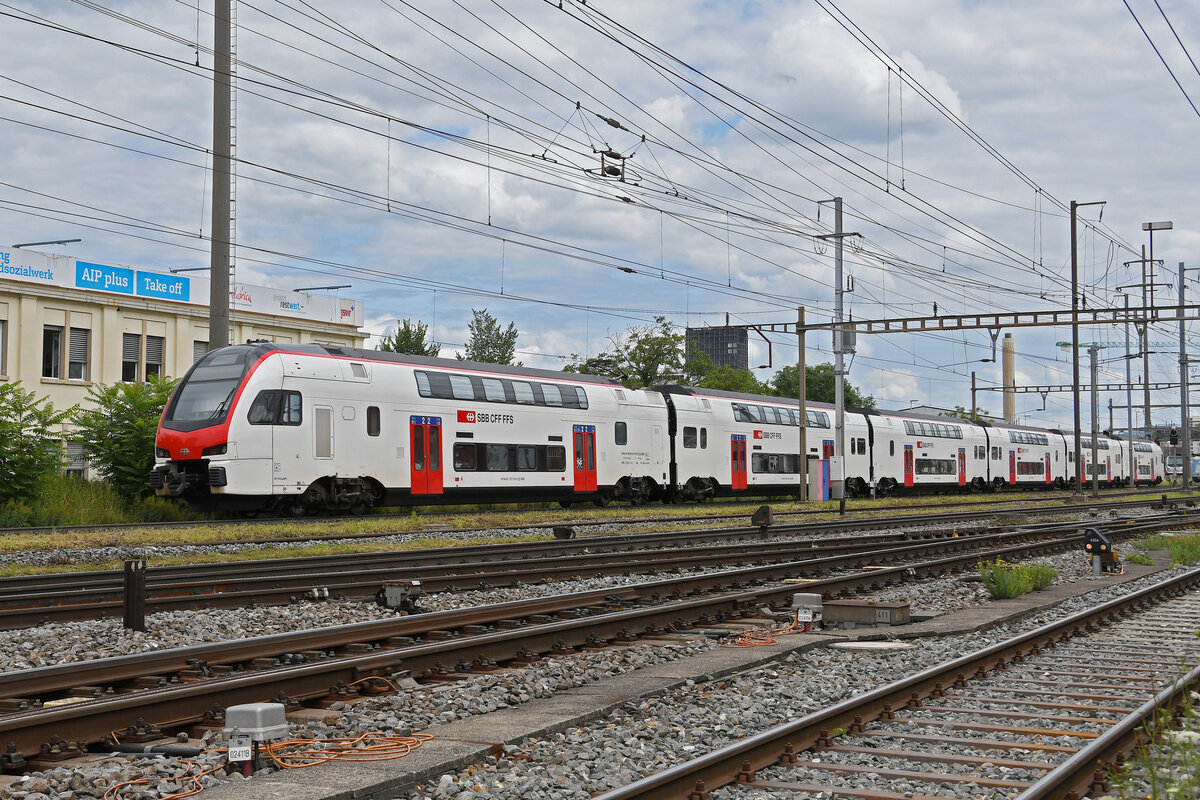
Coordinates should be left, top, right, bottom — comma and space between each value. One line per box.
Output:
1125, 552, 1156, 566
977, 559, 1058, 599
1105, 687, 1200, 800
1167, 533, 1200, 566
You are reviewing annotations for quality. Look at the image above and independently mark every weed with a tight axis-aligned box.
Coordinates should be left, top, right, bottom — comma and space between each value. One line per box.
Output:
1131, 534, 1167, 551
1106, 686, 1200, 799
1167, 533, 1200, 566
977, 559, 1058, 599
1125, 552, 1156, 566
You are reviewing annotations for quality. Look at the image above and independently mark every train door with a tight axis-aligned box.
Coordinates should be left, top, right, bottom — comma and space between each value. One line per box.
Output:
903, 444, 914, 487
1106, 456, 1112, 486
822, 440, 835, 459
730, 434, 747, 491
957, 448, 966, 487
573, 425, 597, 492
410, 416, 443, 496
1045, 453, 1051, 485
1008, 451, 1016, 484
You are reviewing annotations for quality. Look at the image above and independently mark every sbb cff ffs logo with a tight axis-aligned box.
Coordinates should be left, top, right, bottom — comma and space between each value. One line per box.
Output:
458, 410, 475, 423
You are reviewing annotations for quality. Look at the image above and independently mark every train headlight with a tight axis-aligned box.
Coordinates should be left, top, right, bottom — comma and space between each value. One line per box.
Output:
202, 443, 228, 457
155, 447, 169, 458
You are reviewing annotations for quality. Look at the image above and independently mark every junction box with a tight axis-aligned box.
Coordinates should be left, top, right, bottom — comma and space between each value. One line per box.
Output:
822, 599, 910, 629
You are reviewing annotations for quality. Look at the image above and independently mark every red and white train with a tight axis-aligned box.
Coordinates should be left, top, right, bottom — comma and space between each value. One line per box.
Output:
150, 342, 1163, 514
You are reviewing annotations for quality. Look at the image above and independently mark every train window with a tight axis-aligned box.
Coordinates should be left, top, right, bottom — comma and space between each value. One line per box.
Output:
247, 390, 302, 426
915, 458, 956, 475
615, 422, 628, 445
367, 406, 380, 437
486, 444, 509, 470
415, 371, 432, 397
453, 443, 476, 470
574, 387, 589, 409
248, 391, 278, 425
542, 384, 563, 407
889, 441, 895, 457
512, 381, 535, 404
547, 446, 566, 471
700, 428, 708, 449
350, 363, 367, 378
482, 378, 505, 402
733, 404, 751, 423
516, 446, 537, 471
744, 406, 763, 423
806, 410, 830, 428
683, 427, 698, 448
413, 426, 424, 470
763, 407, 780, 425
850, 439, 857, 455
449, 375, 474, 401
315, 407, 333, 459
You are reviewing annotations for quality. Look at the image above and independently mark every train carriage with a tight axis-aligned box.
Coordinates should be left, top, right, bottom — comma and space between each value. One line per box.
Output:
867, 412, 989, 494
980, 423, 1066, 490
151, 343, 671, 513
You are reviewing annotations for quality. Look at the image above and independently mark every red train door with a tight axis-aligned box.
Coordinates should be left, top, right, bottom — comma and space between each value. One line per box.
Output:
1009, 451, 1016, 484
573, 425, 597, 492
1106, 456, 1112, 485
730, 434, 747, 491
822, 440, 835, 459
903, 445, 914, 487
1045, 453, 1051, 485
957, 448, 966, 487
410, 416, 443, 496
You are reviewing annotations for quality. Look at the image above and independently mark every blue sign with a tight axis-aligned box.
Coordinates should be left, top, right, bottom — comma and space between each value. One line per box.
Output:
137, 271, 189, 301
76, 261, 133, 294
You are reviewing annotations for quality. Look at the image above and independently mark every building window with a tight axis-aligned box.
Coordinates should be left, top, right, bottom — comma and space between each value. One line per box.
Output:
193, 341, 209, 364
65, 442, 86, 477
145, 335, 164, 379
122, 333, 140, 381
68, 328, 89, 380
43, 325, 63, 378
0, 320, 7, 375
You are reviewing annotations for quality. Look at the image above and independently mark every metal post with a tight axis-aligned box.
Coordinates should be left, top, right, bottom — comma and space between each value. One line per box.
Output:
124, 559, 146, 631
1142, 245, 1152, 433
1070, 201, 1083, 492
1090, 344, 1100, 499
833, 198, 846, 515
798, 306, 807, 502
971, 371, 977, 421
1181, 261, 1192, 489
1125, 294, 1133, 450
209, 0, 232, 350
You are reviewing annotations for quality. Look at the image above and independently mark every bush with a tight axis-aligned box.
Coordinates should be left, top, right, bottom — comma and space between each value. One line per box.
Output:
1125, 552, 1156, 566
977, 559, 1058, 599
128, 495, 192, 523
1132, 535, 1167, 551
71, 376, 179, 501
0, 382, 71, 506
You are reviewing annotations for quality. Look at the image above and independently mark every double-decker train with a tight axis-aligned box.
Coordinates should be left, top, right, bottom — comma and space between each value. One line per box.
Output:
150, 342, 1163, 514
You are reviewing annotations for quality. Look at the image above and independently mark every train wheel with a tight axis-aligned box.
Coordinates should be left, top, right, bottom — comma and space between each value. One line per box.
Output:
558, 500, 573, 508
593, 494, 610, 507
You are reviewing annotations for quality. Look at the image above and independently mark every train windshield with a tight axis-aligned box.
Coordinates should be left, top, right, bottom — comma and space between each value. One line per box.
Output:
162, 346, 257, 429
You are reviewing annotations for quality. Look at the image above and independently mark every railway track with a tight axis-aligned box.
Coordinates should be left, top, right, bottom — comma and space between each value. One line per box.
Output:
0, 512, 1186, 769
594, 567, 1200, 800
0, 507, 1187, 628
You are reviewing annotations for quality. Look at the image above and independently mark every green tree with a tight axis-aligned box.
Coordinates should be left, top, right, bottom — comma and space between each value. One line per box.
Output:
72, 375, 179, 501
944, 404, 989, 419
565, 316, 705, 389
696, 366, 768, 394
458, 308, 520, 365
378, 319, 440, 357
0, 382, 71, 505
769, 364, 875, 408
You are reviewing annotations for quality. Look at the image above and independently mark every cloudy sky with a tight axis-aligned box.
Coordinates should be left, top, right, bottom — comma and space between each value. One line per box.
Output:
2, 0, 1197, 430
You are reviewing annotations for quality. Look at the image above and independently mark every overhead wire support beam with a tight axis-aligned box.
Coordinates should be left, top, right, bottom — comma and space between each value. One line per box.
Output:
974, 382, 1182, 393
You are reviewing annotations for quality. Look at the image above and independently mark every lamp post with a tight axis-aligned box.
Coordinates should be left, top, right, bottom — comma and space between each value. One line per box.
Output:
1070, 200, 1105, 494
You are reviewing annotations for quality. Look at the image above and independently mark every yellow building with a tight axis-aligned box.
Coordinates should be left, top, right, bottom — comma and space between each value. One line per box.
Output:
1, 244, 366, 475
